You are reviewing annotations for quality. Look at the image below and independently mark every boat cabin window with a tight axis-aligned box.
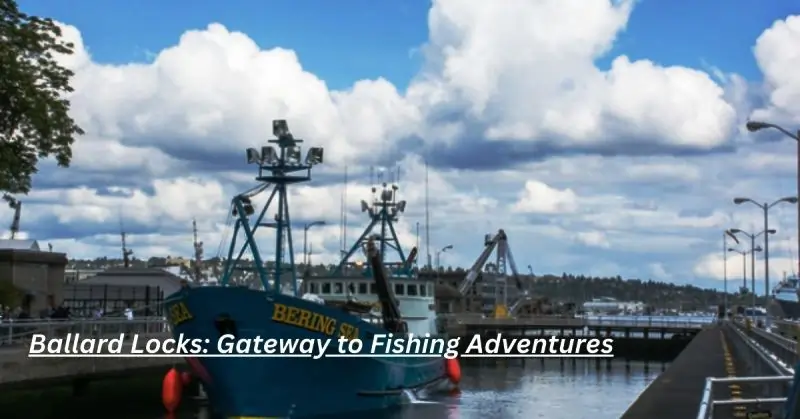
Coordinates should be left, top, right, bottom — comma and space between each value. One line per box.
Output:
394, 283, 405, 296
321, 282, 331, 294
419, 283, 427, 297
407, 284, 418, 296
358, 283, 368, 294
308, 283, 318, 294
334, 282, 344, 294
369, 284, 377, 295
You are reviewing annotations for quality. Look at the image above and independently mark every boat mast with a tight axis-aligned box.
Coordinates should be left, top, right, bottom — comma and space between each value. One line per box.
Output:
220, 120, 324, 294
330, 173, 411, 277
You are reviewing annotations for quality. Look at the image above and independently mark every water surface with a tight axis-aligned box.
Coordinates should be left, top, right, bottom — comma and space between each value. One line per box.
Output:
185, 360, 661, 419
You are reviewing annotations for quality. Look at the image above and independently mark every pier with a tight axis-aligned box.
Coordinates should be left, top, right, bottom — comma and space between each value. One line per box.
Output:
3, 314, 800, 418
0, 318, 174, 390
443, 314, 708, 361
619, 318, 795, 418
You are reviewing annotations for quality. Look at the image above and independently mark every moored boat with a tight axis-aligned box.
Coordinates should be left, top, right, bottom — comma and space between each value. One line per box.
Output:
163, 120, 451, 418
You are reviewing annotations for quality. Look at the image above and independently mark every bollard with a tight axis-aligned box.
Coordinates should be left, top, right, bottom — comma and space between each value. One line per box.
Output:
746, 318, 752, 332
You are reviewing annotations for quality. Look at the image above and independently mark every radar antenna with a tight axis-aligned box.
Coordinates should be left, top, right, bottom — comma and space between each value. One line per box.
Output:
220, 120, 324, 295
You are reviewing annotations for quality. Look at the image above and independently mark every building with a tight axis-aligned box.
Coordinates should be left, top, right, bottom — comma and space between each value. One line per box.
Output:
0, 239, 68, 315
61, 267, 188, 317
79, 267, 186, 297
583, 297, 645, 314
64, 268, 105, 283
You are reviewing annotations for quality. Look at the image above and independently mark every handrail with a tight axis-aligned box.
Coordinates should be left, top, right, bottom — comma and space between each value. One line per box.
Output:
696, 376, 793, 419
442, 315, 712, 328
0, 317, 170, 347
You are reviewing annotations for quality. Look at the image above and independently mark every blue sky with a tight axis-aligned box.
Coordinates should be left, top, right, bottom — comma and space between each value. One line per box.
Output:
22, 0, 796, 87
11, 0, 800, 293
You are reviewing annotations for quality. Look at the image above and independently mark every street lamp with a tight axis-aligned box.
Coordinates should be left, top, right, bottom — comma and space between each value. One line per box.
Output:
436, 244, 453, 273
729, 228, 774, 312
733, 196, 797, 302
303, 221, 326, 267
746, 120, 800, 276
723, 229, 740, 316
728, 245, 763, 320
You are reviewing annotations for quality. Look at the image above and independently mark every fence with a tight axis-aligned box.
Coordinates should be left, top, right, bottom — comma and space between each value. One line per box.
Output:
696, 321, 794, 418
61, 284, 164, 317
0, 317, 170, 347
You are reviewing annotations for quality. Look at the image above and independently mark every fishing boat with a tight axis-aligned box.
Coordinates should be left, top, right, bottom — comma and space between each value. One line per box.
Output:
163, 120, 455, 418
303, 178, 436, 336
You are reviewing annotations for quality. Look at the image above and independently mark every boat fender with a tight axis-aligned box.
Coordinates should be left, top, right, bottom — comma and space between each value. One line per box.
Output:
162, 367, 183, 413
445, 358, 462, 385
214, 314, 238, 337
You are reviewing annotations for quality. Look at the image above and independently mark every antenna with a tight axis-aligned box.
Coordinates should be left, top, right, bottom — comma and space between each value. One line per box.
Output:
192, 219, 204, 281
343, 165, 348, 259
119, 214, 133, 268
8, 199, 21, 240
339, 173, 345, 256
425, 160, 431, 270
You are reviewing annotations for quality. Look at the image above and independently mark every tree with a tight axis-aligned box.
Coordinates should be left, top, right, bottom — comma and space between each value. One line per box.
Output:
0, 0, 83, 204
0, 279, 23, 307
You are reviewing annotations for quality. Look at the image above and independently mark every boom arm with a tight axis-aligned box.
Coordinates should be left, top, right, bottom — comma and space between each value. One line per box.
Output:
459, 229, 524, 295
501, 240, 523, 291
366, 238, 405, 333
459, 231, 500, 294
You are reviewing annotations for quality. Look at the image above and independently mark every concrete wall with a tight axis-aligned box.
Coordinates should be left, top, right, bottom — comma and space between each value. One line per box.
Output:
0, 250, 68, 314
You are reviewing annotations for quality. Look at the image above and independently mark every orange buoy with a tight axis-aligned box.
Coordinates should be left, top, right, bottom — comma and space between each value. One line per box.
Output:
180, 371, 192, 385
162, 367, 183, 412
445, 358, 461, 385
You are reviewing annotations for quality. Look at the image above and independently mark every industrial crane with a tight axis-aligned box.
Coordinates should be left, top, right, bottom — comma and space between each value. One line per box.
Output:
8, 200, 21, 239
458, 229, 525, 318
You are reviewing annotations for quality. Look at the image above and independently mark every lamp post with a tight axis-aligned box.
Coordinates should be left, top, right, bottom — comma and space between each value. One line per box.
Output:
728, 245, 763, 320
729, 228, 774, 313
733, 197, 798, 303
746, 120, 800, 272
303, 221, 326, 267
724, 229, 740, 316
436, 244, 453, 273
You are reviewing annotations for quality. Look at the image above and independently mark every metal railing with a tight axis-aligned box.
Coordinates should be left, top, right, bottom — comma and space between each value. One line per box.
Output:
697, 322, 795, 418
442, 314, 712, 328
734, 320, 800, 368
0, 317, 170, 347
697, 376, 793, 419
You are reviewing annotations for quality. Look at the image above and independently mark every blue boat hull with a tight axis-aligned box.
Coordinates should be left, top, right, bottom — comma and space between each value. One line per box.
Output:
165, 287, 448, 418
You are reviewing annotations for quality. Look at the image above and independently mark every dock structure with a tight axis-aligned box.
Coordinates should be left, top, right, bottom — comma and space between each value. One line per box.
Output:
0, 318, 174, 390
442, 314, 709, 337
1, 314, 799, 417
620, 319, 795, 418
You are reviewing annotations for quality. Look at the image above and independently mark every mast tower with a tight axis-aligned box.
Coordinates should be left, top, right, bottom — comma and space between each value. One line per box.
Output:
220, 120, 324, 295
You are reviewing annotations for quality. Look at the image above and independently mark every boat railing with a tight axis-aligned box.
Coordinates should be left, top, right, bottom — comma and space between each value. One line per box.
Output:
0, 317, 170, 347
